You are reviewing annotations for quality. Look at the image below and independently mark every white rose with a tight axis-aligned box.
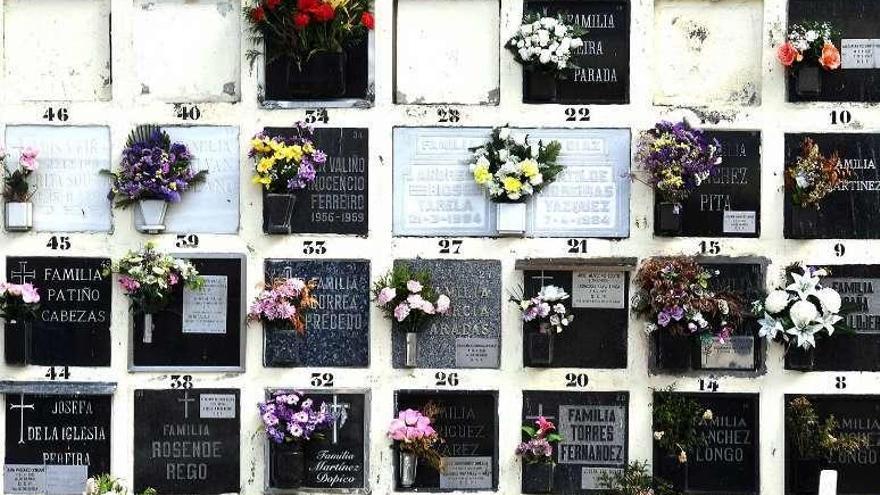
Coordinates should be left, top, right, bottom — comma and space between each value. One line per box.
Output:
805, 30, 818, 42
498, 127, 511, 141
790, 300, 820, 328
520, 24, 533, 35
512, 133, 527, 146
816, 287, 842, 314
571, 37, 584, 48
518, 48, 530, 60
529, 173, 544, 186
554, 24, 567, 37
539, 49, 552, 64
764, 290, 790, 314
537, 29, 551, 47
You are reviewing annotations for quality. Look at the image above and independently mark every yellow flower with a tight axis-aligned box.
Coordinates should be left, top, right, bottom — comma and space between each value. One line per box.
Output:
268, 139, 282, 153
303, 142, 315, 154
282, 144, 304, 162
251, 138, 270, 153
257, 157, 276, 173
472, 165, 493, 185
251, 175, 271, 186
502, 176, 523, 193
519, 159, 539, 178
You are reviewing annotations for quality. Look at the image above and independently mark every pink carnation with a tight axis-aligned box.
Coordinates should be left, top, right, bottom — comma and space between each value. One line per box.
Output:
118, 275, 141, 294
20, 284, 39, 304
406, 280, 423, 293
377, 287, 396, 305
388, 409, 435, 442
393, 302, 411, 322
19, 147, 39, 171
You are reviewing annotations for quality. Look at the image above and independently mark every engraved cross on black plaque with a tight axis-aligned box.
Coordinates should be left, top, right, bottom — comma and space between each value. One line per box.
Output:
525, 404, 555, 422
328, 395, 350, 445
10, 262, 36, 284
178, 391, 195, 419
530, 271, 554, 289
9, 394, 35, 444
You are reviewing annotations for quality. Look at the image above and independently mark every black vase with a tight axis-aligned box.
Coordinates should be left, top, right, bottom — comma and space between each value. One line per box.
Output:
795, 64, 822, 97
656, 202, 682, 235
522, 462, 555, 494
654, 332, 695, 370
270, 441, 306, 488
3, 320, 31, 365
658, 455, 688, 492
526, 68, 557, 102
527, 325, 554, 366
263, 193, 297, 235
790, 458, 824, 494
265, 49, 346, 100
787, 346, 816, 371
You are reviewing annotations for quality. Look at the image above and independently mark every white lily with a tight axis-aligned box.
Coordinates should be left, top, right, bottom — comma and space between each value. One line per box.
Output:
757, 313, 784, 340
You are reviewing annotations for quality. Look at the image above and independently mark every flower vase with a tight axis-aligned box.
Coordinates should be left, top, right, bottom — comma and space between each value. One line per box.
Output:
659, 454, 688, 492
787, 346, 816, 371
657, 202, 682, 235
263, 193, 297, 235
142, 313, 155, 344
270, 441, 306, 489
399, 450, 418, 488
522, 462, 555, 494
525, 68, 557, 102
404, 331, 418, 368
496, 202, 528, 236
527, 323, 554, 366
654, 332, 694, 370
264, 46, 346, 100
137, 199, 168, 234
3, 320, 31, 365
795, 65, 822, 97
4, 202, 33, 232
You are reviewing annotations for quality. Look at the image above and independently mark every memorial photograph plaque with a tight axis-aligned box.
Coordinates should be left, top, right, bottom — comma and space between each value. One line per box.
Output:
5, 257, 111, 366
4, 126, 111, 232
263, 127, 368, 236
130, 254, 245, 370
393, 127, 630, 237
784, 133, 880, 239
522, 391, 629, 493
787, 0, 880, 102
654, 131, 761, 238
522, 0, 630, 104
263, 259, 370, 367
133, 389, 240, 495
394, 390, 498, 491
3, 387, 112, 495
653, 393, 759, 495
391, 259, 501, 369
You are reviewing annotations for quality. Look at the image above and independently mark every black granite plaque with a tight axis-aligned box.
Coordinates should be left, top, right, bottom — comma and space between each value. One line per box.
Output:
655, 131, 761, 238
5, 257, 111, 366
394, 390, 498, 491
4, 393, 111, 493
784, 133, 880, 239
390, 259, 502, 369
787, 0, 880, 102
131, 255, 244, 369
653, 393, 759, 494
523, 0, 630, 104
263, 38, 370, 102
263, 127, 368, 235
522, 269, 627, 368
263, 259, 370, 367
522, 391, 628, 492
785, 395, 880, 495
133, 389, 240, 495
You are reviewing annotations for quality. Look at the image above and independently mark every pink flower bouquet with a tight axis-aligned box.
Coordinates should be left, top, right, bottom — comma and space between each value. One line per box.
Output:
372, 263, 451, 333
249, 277, 318, 335
387, 406, 444, 470
0, 282, 41, 323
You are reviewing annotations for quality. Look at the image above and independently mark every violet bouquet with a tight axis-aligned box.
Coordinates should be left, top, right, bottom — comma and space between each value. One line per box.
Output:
387, 406, 444, 470
0, 282, 40, 323
636, 121, 722, 205
516, 416, 562, 464
107, 242, 203, 315
2, 147, 39, 203
372, 263, 451, 333
259, 390, 334, 444
511, 285, 574, 334
248, 278, 319, 335
250, 123, 327, 193
107, 126, 206, 208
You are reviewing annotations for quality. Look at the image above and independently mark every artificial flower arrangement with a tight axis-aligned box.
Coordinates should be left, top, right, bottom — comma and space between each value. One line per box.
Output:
0, 281, 40, 365
506, 14, 586, 101
107, 242, 203, 343
597, 460, 675, 495
106, 126, 206, 234
516, 415, 562, 494
248, 277, 319, 335
2, 146, 39, 231
785, 137, 849, 210
85, 474, 156, 495
511, 285, 574, 365
372, 263, 451, 367
387, 405, 444, 488
250, 123, 327, 234
652, 387, 714, 491
753, 264, 848, 370
636, 120, 722, 234
244, 0, 375, 99
777, 22, 841, 96
259, 390, 334, 488
786, 396, 867, 470
633, 256, 745, 370
468, 126, 563, 235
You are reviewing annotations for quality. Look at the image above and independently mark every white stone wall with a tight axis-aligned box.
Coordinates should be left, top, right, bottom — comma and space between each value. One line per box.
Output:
0, 0, 878, 494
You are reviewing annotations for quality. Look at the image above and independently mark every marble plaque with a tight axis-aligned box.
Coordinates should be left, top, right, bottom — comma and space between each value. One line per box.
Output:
572, 271, 625, 309
182, 275, 228, 334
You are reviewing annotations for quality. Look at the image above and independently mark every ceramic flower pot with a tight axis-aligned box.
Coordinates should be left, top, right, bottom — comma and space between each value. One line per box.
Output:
795, 65, 822, 97
657, 202, 682, 235
264, 47, 346, 100
522, 462, 555, 494
526, 68, 557, 102
4, 202, 33, 232
527, 323, 554, 366
658, 454, 688, 492
270, 441, 306, 489
654, 332, 694, 370
787, 346, 816, 371
399, 450, 418, 488
137, 199, 168, 234
263, 193, 297, 235
496, 201, 528, 236
3, 319, 31, 365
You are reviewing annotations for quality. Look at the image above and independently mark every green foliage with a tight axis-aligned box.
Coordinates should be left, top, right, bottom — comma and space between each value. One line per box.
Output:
598, 460, 677, 495
371, 263, 443, 332
787, 396, 869, 459
652, 386, 709, 461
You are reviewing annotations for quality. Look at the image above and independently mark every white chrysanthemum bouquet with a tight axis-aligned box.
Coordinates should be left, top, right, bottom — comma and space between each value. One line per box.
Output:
507, 14, 585, 73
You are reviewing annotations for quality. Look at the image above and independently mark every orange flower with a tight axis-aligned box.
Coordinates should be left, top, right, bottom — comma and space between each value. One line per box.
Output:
820, 42, 841, 70
777, 42, 801, 67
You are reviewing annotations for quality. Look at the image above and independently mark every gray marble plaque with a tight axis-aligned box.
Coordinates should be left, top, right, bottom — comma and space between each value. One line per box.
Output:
4, 126, 111, 232
572, 271, 625, 309
842, 39, 876, 69
4, 466, 44, 495
699, 336, 756, 370
438, 457, 493, 490
391, 259, 501, 368
199, 393, 236, 419
182, 275, 228, 334
581, 467, 622, 490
